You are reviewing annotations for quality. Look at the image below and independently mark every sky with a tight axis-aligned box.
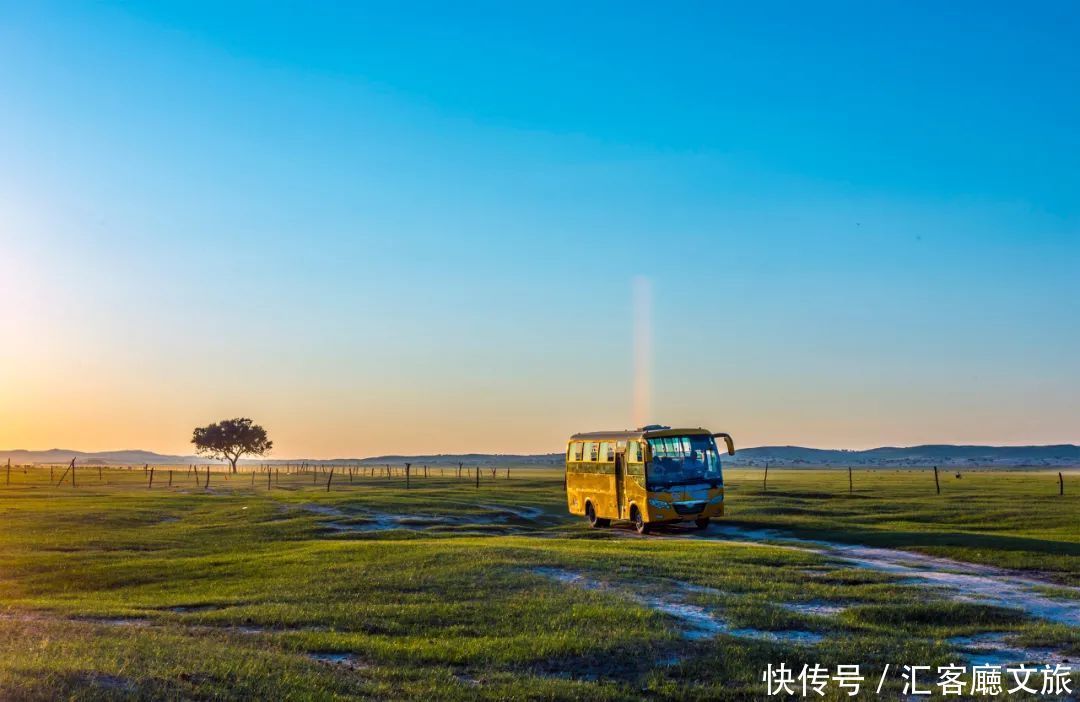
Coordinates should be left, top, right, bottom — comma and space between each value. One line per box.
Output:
1, 1, 1078, 457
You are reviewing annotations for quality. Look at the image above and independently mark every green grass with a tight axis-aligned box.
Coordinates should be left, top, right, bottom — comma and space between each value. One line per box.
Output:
0, 465, 1076, 700
722, 467, 1080, 583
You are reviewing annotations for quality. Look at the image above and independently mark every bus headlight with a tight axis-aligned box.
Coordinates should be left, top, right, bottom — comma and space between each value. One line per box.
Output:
648, 498, 670, 511
708, 494, 724, 505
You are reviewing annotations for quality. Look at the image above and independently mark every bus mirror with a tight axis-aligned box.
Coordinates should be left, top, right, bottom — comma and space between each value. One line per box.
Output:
713, 432, 735, 456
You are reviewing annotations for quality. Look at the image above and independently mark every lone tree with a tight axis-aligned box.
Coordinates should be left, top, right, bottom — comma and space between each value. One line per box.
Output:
192, 418, 272, 473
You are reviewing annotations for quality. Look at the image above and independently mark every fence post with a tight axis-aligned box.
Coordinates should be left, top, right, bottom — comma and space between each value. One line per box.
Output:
475, 466, 480, 489
763, 462, 769, 492
205, 465, 211, 489
326, 468, 335, 492
148, 467, 154, 488
848, 465, 853, 494
933, 466, 940, 495
405, 463, 411, 489
55, 458, 75, 488
1060, 472, 1065, 496
6, 458, 10, 486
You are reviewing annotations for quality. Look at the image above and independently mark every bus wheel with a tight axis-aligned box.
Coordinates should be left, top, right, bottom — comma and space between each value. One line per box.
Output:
631, 506, 650, 535
585, 502, 609, 528
694, 517, 710, 530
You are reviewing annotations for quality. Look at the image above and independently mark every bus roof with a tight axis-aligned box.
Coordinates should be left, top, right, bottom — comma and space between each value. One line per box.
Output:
568, 427, 714, 442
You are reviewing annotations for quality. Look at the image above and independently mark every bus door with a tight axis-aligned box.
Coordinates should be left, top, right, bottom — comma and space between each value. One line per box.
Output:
614, 452, 626, 519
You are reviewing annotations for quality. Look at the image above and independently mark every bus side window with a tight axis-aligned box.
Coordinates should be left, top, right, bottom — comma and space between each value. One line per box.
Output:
630, 441, 647, 476
569, 442, 583, 462
583, 442, 596, 463
599, 441, 612, 462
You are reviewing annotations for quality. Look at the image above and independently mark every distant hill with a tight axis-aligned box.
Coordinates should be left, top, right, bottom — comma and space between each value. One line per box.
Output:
350, 453, 563, 466
1, 445, 1076, 467
0, 449, 564, 467
731, 444, 1080, 467
0, 449, 205, 465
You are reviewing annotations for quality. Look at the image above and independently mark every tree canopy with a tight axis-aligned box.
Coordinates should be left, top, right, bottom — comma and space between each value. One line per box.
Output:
191, 418, 272, 473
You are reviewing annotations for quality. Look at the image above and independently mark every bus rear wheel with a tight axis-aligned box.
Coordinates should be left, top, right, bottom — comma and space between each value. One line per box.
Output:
585, 502, 609, 528
694, 517, 710, 530
631, 506, 650, 535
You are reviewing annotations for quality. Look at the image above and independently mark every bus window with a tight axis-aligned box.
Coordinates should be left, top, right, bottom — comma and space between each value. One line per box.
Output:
661, 436, 682, 455
583, 441, 597, 462
645, 434, 723, 487
569, 442, 583, 462
627, 440, 641, 463
599, 441, 613, 462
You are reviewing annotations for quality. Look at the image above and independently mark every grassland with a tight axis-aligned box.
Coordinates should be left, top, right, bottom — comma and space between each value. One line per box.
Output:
0, 465, 1076, 700
724, 467, 1080, 583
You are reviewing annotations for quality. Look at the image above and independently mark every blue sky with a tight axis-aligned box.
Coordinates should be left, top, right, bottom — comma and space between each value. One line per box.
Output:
1, 1, 1077, 456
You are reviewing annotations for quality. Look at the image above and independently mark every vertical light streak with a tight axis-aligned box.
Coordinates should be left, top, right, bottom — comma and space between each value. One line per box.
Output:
632, 275, 652, 429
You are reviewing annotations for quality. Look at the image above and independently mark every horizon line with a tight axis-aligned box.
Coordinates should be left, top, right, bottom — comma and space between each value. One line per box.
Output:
2, 440, 1079, 463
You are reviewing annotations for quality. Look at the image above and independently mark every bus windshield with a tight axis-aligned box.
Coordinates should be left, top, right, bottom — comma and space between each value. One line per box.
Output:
646, 435, 723, 488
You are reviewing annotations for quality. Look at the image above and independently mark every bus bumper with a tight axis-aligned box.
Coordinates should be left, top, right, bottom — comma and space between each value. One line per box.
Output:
644, 497, 724, 523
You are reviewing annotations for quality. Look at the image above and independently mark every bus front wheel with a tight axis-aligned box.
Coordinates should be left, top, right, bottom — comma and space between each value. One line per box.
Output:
631, 506, 650, 535
585, 502, 609, 529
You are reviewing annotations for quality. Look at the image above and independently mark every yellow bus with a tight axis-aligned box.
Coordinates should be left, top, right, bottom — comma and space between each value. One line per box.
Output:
565, 425, 735, 534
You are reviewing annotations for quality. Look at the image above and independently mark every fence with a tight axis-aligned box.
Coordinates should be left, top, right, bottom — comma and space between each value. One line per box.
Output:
1, 460, 1073, 497
0, 460, 517, 493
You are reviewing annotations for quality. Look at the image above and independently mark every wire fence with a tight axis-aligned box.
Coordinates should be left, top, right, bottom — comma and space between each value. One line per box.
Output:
0, 458, 519, 492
